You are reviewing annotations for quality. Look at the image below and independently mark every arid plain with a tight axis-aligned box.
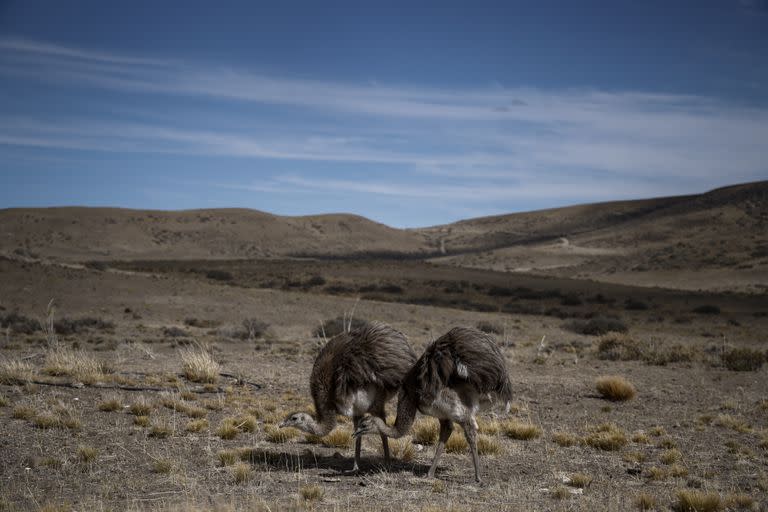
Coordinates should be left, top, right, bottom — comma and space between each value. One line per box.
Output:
1, 181, 767, 511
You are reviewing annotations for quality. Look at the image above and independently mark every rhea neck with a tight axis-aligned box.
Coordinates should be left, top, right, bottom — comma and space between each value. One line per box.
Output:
371, 392, 418, 438
303, 410, 337, 437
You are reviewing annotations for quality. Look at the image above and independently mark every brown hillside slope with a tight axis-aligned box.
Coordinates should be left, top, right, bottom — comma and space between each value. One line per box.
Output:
428, 181, 768, 292
0, 207, 429, 261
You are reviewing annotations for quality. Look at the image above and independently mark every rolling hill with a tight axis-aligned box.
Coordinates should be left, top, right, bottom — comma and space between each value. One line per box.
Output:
1, 181, 766, 292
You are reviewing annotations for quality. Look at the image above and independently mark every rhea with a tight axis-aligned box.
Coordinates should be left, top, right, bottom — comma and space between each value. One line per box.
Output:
279, 322, 417, 473
352, 326, 512, 483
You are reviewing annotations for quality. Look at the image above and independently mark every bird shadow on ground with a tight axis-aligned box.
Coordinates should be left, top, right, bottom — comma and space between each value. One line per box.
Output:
241, 447, 430, 477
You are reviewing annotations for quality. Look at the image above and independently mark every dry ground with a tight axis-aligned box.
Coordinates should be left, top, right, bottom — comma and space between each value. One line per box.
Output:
1, 257, 767, 511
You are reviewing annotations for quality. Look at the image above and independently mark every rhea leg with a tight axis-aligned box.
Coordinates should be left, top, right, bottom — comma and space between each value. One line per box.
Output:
351, 415, 363, 473
461, 419, 481, 483
427, 419, 453, 479
375, 406, 391, 467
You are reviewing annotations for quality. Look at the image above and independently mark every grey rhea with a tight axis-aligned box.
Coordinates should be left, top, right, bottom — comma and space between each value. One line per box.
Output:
279, 322, 417, 472
352, 326, 512, 483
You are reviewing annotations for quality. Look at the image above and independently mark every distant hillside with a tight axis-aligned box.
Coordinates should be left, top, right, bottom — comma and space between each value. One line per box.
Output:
0, 207, 430, 261
1, 181, 766, 292
425, 181, 768, 292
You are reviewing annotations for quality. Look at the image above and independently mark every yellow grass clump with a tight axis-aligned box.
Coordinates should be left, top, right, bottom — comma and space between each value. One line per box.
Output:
300, 484, 324, 502
501, 419, 542, 440
44, 348, 103, 384
307, 429, 352, 449
583, 422, 628, 451
676, 490, 723, 512
98, 395, 122, 412
568, 473, 592, 488
218, 450, 239, 466
477, 435, 502, 455
595, 375, 636, 401
445, 432, 468, 453
660, 448, 682, 465
231, 462, 252, 484
552, 431, 579, 447
134, 415, 151, 427
0, 358, 33, 384
180, 347, 220, 384
477, 417, 501, 435
77, 445, 98, 464
382, 438, 415, 462
129, 397, 153, 416
634, 493, 658, 511
714, 414, 751, 433
265, 425, 299, 443
412, 418, 439, 445
149, 423, 172, 438
153, 458, 173, 474
185, 419, 209, 432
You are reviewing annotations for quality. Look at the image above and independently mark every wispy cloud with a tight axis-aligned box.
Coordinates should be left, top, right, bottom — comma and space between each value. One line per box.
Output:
0, 38, 766, 222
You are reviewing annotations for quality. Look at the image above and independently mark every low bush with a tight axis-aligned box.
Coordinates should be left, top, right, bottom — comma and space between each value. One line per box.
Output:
313, 317, 368, 338
206, 270, 233, 281
564, 316, 628, 336
693, 305, 721, 315
721, 348, 764, 372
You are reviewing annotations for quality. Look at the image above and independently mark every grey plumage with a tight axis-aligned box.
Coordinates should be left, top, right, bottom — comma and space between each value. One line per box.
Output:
353, 326, 512, 483
280, 321, 416, 472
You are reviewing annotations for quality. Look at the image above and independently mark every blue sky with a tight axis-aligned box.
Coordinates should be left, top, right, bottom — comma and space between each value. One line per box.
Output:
1, 1, 767, 227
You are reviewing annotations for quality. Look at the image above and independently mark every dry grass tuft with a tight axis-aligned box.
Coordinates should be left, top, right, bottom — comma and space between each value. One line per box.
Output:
134, 415, 151, 427
568, 472, 592, 488
153, 458, 173, 474
12, 405, 36, 420
98, 395, 122, 412
412, 418, 439, 445
44, 348, 103, 384
634, 493, 658, 511
185, 419, 209, 432
623, 451, 647, 464
724, 493, 757, 510
583, 422, 628, 451
231, 462, 252, 484
632, 431, 650, 444
217, 421, 240, 440
129, 397, 153, 416
552, 431, 579, 447
77, 445, 98, 464
149, 423, 172, 438
676, 490, 723, 512
299, 484, 324, 502
310, 429, 352, 449
477, 435, 502, 455
0, 358, 33, 384
501, 419, 542, 440
445, 432, 469, 453
714, 414, 751, 433
218, 450, 239, 466
0, 395, 7, 407
477, 417, 501, 435
180, 346, 220, 384
382, 438, 415, 462
265, 425, 299, 443
658, 437, 677, 449
669, 464, 688, 478
596, 375, 636, 401
596, 332, 644, 361
551, 485, 571, 500
660, 448, 682, 465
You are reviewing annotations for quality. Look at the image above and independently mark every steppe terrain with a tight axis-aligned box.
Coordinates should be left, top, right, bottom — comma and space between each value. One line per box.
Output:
0, 181, 766, 511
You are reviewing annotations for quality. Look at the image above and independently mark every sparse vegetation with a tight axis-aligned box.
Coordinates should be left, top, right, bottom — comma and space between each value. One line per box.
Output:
77, 445, 98, 464
552, 431, 579, 447
0, 358, 33, 384
265, 425, 299, 443
501, 419, 542, 440
153, 458, 173, 474
595, 375, 637, 401
130, 397, 153, 416
721, 348, 765, 371
180, 346, 220, 383
693, 305, 721, 315
44, 347, 103, 384
149, 423, 172, 438
383, 438, 415, 461
477, 435, 502, 455
568, 472, 592, 488
660, 448, 682, 465
476, 321, 503, 334
676, 489, 723, 512
634, 493, 658, 511
231, 462, 252, 484
98, 395, 122, 412
313, 316, 368, 338
185, 419, 208, 432
412, 418, 439, 445
583, 422, 628, 451
445, 432, 469, 453
596, 332, 644, 361
300, 484, 324, 502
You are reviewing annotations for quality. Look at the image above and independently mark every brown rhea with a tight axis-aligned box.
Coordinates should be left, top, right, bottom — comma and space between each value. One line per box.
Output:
279, 321, 416, 473
353, 326, 512, 483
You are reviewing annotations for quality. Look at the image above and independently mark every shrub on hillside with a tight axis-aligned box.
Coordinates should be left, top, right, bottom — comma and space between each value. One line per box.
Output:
721, 348, 764, 372
564, 316, 628, 336
313, 317, 368, 339
206, 270, 233, 281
